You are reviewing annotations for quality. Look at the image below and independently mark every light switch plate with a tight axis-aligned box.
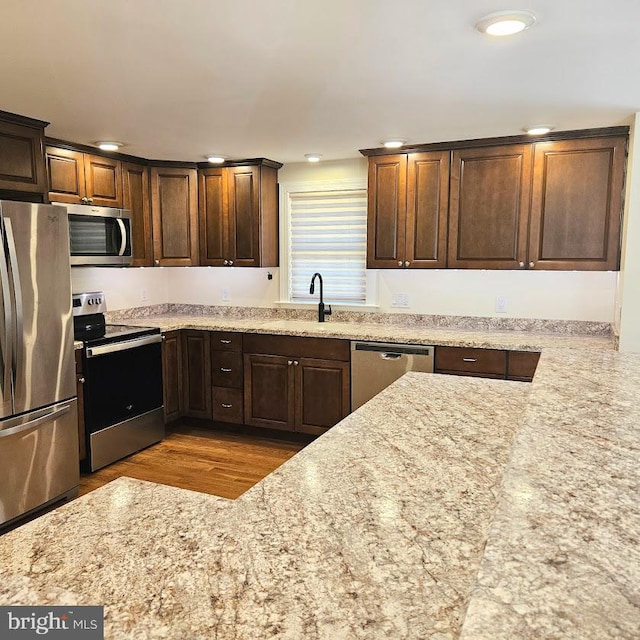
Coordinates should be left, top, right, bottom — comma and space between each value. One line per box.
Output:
495, 295, 508, 313
222, 287, 229, 302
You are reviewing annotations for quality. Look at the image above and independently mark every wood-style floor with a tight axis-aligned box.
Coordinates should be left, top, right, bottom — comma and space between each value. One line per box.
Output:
79, 424, 309, 499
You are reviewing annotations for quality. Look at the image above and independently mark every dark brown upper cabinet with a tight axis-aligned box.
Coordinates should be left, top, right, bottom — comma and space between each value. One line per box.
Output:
122, 162, 153, 267
46, 146, 123, 207
199, 162, 280, 267
367, 151, 449, 268
0, 111, 48, 197
529, 136, 626, 270
150, 166, 199, 266
448, 144, 532, 269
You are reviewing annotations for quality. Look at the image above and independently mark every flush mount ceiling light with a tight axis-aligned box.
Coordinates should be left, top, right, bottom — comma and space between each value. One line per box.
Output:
95, 141, 123, 152
524, 125, 554, 135
382, 139, 406, 149
305, 153, 322, 163
206, 155, 225, 164
475, 10, 536, 36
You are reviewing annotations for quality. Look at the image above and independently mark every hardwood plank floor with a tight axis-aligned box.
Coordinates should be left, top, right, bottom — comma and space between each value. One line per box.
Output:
79, 424, 309, 499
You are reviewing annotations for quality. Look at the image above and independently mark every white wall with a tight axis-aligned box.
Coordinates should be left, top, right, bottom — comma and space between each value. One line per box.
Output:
618, 113, 640, 352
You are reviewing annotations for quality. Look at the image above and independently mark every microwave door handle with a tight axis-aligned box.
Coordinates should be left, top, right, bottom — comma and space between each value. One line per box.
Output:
4, 219, 22, 384
0, 223, 12, 398
116, 218, 127, 256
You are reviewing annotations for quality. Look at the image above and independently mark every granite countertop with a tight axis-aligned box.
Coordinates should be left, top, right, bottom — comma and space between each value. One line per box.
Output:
6, 316, 639, 638
118, 313, 615, 351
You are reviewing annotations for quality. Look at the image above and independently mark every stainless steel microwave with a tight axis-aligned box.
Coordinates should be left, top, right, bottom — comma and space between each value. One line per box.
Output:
55, 203, 133, 266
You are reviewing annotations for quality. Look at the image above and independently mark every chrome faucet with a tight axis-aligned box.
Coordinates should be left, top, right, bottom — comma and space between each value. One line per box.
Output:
309, 272, 332, 322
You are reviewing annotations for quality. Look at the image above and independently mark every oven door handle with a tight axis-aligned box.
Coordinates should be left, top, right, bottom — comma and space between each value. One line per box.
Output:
116, 218, 127, 256
86, 334, 162, 358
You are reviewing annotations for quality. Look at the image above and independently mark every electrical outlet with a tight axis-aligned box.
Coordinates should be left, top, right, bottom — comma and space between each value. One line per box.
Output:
141, 288, 148, 302
222, 287, 229, 302
391, 292, 410, 308
495, 295, 508, 313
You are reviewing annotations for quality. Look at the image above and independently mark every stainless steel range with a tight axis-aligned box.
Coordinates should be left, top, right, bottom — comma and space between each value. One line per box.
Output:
73, 292, 164, 471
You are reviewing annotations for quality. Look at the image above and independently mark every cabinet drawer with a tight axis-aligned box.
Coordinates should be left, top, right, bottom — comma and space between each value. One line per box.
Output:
435, 346, 506, 377
507, 351, 540, 381
243, 333, 350, 361
211, 351, 243, 388
212, 387, 243, 424
211, 331, 243, 352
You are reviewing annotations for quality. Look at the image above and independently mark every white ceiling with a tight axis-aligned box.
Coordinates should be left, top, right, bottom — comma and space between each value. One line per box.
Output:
1, 0, 639, 164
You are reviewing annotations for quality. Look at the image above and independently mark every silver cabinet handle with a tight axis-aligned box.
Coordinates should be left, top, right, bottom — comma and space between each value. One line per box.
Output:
228, 260, 234, 266
155, 259, 160, 266
462, 358, 477, 363
78, 377, 85, 384
397, 261, 403, 267
519, 261, 525, 267
220, 367, 232, 372
288, 360, 293, 365
81, 197, 88, 203
220, 339, 232, 344
87, 198, 93, 204
223, 259, 229, 265
529, 261, 535, 268
294, 360, 299, 366
405, 260, 410, 267
221, 403, 233, 408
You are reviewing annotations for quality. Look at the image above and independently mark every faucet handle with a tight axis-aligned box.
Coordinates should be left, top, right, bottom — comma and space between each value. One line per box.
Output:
325, 304, 332, 317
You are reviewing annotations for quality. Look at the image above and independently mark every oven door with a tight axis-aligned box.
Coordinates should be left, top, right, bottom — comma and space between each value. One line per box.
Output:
84, 335, 163, 433
67, 208, 132, 266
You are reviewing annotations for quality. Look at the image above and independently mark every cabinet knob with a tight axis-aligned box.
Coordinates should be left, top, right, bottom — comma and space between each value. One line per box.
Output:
224, 259, 229, 265
288, 360, 293, 365
87, 198, 93, 204
78, 377, 85, 384
529, 261, 535, 268
294, 360, 299, 366
229, 260, 234, 266
81, 197, 88, 204
161, 335, 166, 341
518, 261, 525, 268
398, 261, 403, 267
154, 259, 160, 266
404, 260, 410, 267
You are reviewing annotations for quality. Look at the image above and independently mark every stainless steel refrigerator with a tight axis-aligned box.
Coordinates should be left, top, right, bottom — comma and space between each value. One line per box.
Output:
0, 201, 78, 530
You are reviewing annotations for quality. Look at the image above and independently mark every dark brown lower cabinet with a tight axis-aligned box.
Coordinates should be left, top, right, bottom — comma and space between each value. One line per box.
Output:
182, 330, 211, 419
211, 331, 244, 424
435, 346, 540, 381
243, 334, 350, 435
162, 331, 183, 422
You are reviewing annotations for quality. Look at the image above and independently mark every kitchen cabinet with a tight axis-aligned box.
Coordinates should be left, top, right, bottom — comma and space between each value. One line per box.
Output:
150, 166, 199, 266
182, 330, 211, 419
75, 349, 86, 462
0, 110, 48, 197
162, 331, 183, 423
123, 162, 153, 267
529, 136, 626, 270
210, 331, 244, 424
243, 334, 350, 435
448, 144, 532, 269
199, 161, 280, 267
435, 346, 540, 381
367, 151, 449, 268
46, 146, 123, 207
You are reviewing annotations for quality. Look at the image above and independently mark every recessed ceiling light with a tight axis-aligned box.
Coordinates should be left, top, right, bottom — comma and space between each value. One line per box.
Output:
476, 10, 536, 36
382, 139, 406, 149
206, 155, 225, 164
524, 125, 554, 135
305, 153, 322, 163
95, 141, 122, 152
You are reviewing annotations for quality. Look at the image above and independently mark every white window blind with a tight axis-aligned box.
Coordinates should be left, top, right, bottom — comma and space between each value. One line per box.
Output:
288, 189, 367, 304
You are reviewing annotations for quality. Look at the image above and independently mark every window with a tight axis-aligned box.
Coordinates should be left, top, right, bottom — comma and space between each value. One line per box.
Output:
282, 181, 367, 305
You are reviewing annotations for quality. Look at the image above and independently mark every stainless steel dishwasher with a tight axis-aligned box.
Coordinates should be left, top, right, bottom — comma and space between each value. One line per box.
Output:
351, 341, 435, 410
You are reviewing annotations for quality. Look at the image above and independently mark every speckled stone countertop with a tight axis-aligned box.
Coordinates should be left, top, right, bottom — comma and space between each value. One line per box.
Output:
118, 313, 614, 351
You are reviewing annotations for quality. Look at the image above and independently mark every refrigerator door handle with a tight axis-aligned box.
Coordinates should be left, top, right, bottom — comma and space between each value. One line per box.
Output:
0, 223, 12, 400
116, 218, 127, 256
0, 403, 71, 439
4, 219, 23, 383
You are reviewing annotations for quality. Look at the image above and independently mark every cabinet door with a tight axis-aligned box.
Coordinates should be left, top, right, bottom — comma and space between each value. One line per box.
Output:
84, 154, 122, 207
295, 358, 350, 435
198, 168, 226, 266
529, 137, 626, 270
243, 353, 294, 431
449, 145, 531, 269
123, 162, 153, 267
0, 120, 47, 194
367, 155, 407, 268
182, 330, 211, 419
227, 165, 260, 266
46, 146, 86, 204
151, 167, 199, 266
406, 151, 449, 268
162, 330, 183, 422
